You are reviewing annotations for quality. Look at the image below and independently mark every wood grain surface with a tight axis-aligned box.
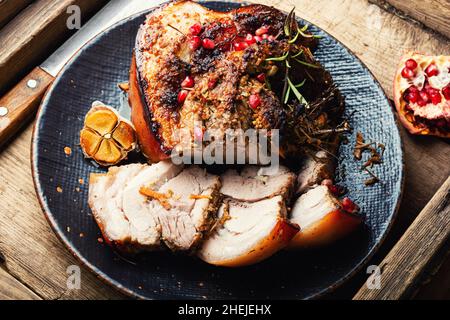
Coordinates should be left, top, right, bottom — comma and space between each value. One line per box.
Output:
0, 0, 33, 29
0, 0, 449, 300
0, 0, 108, 96
354, 176, 450, 300
0, 268, 41, 300
369, 0, 450, 39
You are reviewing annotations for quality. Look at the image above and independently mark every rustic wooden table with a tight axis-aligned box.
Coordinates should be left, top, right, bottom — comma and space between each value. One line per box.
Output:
0, 0, 449, 300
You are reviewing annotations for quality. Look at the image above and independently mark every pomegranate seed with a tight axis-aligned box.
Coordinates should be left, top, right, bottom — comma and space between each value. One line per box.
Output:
181, 75, 195, 88
328, 185, 341, 196
249, 94, 261, 109
254, 35, 263, 42
425, 85, 434, 94
425, 64, 439, 77
202, 38, 215, 49
342, 197, 358, 214
430, 92, 442, 105
401, 67, 415, 79
256, 73, 266, 83
405, 59, 418, 70
417, 98, 427, 107
189, 36, 201, 51
409, 85, 419, 92
428, 88, 440, 97
419, 90, 430, 103
407, 90, 419, 103
245, 34, 256, 45
268, 35, 275, 42
255, 26, 269, 36
178, 90, 188, 104
442, 85, 450, 100
189, 23, 202, 36
208, 78, 218, 90
233, 41, 248, 51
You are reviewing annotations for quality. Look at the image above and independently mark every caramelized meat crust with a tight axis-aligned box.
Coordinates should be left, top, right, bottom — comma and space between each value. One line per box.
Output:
129, 1, 330, 162
130, 1, 302, 162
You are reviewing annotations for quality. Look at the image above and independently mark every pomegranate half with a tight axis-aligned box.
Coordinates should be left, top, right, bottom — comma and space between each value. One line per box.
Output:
393, 52, 450, 138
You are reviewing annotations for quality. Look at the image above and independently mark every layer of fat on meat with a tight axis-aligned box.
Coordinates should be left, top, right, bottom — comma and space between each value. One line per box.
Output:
198, 196, 286, 265
88, 163, 145, 244
296, 151, 333, 195
121, 161, 183, 247
220, 165, 295, 202
290, 185, 340, 230
155, 166, 221, 250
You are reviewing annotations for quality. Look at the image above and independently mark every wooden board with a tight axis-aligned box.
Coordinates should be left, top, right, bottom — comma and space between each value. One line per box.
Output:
0, 0, 449, 299
0, 0, 33, 29
0, 268, 41, 300
369, 0, 450, 39
0, 0, 108, 96
354, 176, 450, 299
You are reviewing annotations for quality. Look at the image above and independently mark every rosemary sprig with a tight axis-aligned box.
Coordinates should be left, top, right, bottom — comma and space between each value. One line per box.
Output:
293, 58, 320, 69
265, 8, 322, 107
287, 77, 308, 105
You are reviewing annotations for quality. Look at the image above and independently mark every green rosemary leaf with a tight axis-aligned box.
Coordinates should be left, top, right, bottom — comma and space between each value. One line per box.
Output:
288, 30, 300, 44
285, 59, 291, 68
284, 8, 295, 37
300, 24, 309, 32
293, 57, 320, 69
266, 51, 289, 62
295, 79, 307, 88
287, 77, 309, 105
292, 50, 303, 58
284, 85, 291, 104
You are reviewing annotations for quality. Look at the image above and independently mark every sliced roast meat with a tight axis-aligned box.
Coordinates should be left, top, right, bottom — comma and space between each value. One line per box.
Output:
288, 185, 362, 248
220, 165, 296, 202
291, 186, 340, 229
121, 161, 183, 248
198, 196, 299, 267
89, 163, 221, 252
152, 166, 221, 251
296, 151, 334, 195
88, 163, 146, 251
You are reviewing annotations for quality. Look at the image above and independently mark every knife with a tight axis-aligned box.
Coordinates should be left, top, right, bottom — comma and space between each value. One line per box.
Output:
0, 0, 164, 148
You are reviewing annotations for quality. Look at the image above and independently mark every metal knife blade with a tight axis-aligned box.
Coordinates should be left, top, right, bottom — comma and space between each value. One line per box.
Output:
41, 0, 164, 77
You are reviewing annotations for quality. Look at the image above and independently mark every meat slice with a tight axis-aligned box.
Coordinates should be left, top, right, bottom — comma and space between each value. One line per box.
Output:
198, 196, 299, 267
296, 151, 334, 195
121, 161, 183, 248
153, 166, 221, 251
220, 165, 296, 202
89, 163, 221, 252
88, 163, 146, 251
288, 186, 362, 249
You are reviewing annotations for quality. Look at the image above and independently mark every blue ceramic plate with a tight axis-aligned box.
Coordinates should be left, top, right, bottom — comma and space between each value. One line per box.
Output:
32, 1, 404, 299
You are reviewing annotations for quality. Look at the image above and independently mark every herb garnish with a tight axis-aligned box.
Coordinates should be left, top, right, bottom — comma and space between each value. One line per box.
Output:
265, 8, 321, 108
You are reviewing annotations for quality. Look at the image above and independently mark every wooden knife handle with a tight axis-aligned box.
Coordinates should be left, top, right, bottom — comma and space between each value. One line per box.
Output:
0, 67, 54, 147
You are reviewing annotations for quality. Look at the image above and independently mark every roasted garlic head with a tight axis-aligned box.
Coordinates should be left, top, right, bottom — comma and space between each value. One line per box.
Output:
80, 103, 137, 166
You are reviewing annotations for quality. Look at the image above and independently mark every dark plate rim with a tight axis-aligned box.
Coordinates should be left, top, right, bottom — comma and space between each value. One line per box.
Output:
31, 0, 405, 300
